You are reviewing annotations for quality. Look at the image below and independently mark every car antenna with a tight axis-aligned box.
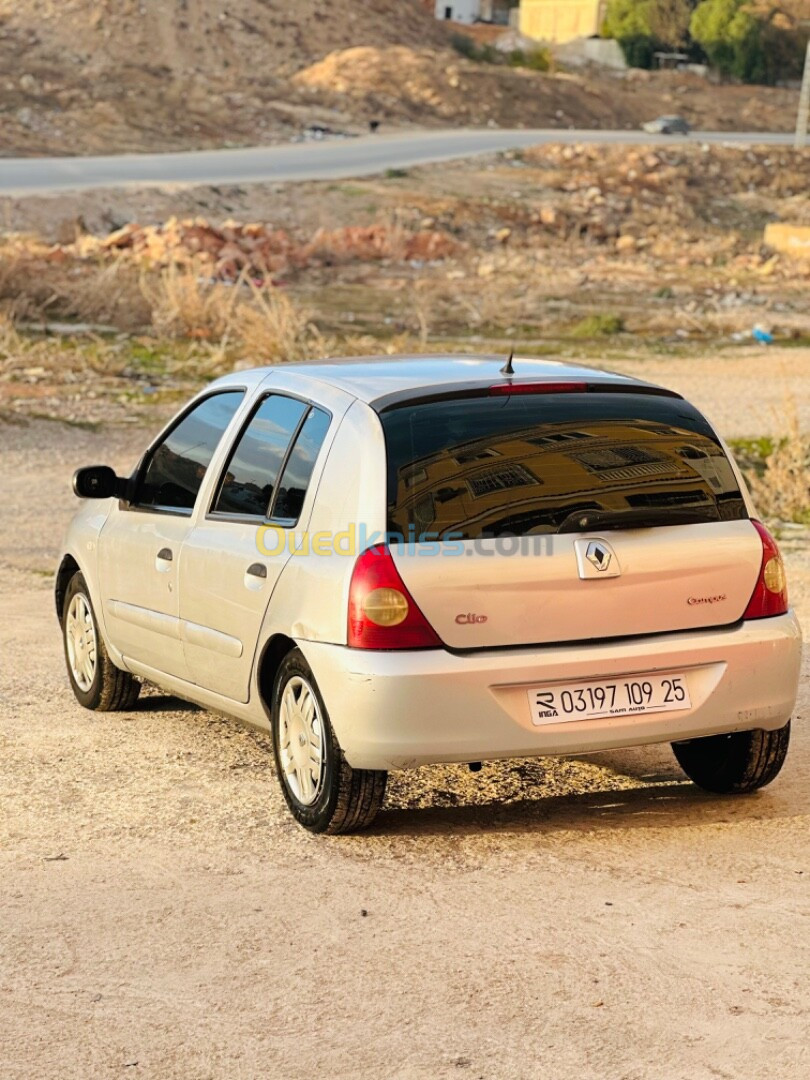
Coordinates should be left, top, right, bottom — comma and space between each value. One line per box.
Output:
500, 351, 515, 376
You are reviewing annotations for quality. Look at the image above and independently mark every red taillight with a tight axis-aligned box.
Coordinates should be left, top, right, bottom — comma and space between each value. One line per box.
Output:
488, 381, 587, 396
348, 545, 442, 650
744, 520, 789, 620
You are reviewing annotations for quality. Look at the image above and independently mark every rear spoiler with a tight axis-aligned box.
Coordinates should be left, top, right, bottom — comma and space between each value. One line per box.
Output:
373, 379, 683, 413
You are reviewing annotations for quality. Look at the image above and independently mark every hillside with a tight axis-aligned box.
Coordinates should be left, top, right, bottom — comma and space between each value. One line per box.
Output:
0, 0, 448, 78
0, 0, 447, 153
0, 0, 802, 156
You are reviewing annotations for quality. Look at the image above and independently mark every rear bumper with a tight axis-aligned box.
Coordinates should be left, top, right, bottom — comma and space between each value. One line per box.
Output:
301, 613, 802, 771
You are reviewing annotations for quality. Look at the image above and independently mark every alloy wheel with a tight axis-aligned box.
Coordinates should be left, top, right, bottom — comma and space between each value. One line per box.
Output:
66, 592, 98, 692
278, 675, 325, 806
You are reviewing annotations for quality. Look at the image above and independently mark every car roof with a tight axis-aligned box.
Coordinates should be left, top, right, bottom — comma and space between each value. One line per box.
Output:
213, 354, 674, 409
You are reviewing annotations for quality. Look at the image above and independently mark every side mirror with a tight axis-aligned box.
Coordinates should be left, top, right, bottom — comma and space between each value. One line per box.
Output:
72, 465, 122, 500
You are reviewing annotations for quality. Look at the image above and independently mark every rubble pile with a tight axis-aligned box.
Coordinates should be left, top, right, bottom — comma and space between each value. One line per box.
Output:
62, 218, 460, 281
474, 144, 810, 259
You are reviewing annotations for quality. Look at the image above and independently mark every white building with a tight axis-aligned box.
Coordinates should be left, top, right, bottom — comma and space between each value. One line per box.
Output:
433, 1, 511, 24
434, 0, 482, 23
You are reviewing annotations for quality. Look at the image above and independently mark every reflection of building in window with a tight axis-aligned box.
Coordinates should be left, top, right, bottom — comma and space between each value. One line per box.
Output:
389, 420, 745, 538
454, 448, 501, 464
575, 447, 663, 471
572, 445, 677, 483
403, 467, 429, 489
528, 431, 594, 447
467, 463, 538, 497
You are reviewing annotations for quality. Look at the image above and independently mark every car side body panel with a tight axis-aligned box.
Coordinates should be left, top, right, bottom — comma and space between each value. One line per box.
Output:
255, 398, 388, 649
175, 372, 356, 700
58, 500, 126, 663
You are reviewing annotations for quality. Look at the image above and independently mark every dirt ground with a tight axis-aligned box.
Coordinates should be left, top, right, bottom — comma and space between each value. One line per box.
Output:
1, 359, 808, 1078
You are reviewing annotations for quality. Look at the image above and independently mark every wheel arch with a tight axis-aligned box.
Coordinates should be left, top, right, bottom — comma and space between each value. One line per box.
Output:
55, 554, 81, 619
256, 633, 297, 716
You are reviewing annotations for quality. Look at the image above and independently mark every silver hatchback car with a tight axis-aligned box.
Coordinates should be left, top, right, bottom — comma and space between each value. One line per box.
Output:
57, 356, 802, 833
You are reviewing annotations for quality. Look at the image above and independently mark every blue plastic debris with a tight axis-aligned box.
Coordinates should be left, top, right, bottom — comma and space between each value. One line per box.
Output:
752, 326, 774, 345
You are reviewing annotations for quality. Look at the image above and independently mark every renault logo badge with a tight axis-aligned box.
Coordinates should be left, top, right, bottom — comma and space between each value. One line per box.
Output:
586, 541, 612, 572
574, 538, 621, 580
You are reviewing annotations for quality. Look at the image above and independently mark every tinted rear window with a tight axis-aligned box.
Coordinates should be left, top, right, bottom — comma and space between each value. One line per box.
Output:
382, 393, 747, 540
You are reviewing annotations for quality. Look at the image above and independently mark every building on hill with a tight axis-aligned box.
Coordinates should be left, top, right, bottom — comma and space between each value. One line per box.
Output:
430, 1, 512, 25
519, 0, 608, 43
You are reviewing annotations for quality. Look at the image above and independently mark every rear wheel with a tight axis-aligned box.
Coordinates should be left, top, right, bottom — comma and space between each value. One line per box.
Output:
62, 571, 140, 711
672, 723, 790, 794
270, 648, 387, 834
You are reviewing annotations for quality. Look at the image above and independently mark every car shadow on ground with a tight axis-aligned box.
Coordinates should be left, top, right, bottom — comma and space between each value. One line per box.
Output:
375, 746, 795, 838
374, 782, 789, 838
120, 698, 799, 838
135, 692, 202, 714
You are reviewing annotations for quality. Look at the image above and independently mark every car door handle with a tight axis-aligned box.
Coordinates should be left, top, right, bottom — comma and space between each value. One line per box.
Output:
157, 548, 173, 562
246, 563, 267, 579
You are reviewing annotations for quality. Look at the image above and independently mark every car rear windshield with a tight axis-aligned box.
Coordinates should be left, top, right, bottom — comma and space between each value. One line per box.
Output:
381, 392, 747, 540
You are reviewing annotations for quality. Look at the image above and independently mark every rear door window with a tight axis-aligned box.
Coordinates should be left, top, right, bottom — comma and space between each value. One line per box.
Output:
381, 393, 747, 540
211, 395, 331, 522
273, 407, 332, 522
212, 394, 309, 519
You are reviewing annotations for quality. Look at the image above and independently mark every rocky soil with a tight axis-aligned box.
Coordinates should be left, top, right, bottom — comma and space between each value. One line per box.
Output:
0, 0, 802, 155
2, 143, 809, 355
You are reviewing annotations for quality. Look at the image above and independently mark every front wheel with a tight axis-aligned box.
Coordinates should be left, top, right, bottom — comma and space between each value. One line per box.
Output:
270, 648, 387, 834
62, 571, 140, 711
672, 723, 790, 794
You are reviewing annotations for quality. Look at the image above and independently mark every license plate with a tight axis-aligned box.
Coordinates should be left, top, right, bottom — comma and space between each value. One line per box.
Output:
528, 673, 691, 726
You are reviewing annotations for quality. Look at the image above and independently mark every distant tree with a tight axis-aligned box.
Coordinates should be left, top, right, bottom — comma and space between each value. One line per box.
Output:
603, 0, 698, 65
607, 0, 807, 78
648, 0, 696, 48
602, 0, 654, 40
690, 0, 758, 76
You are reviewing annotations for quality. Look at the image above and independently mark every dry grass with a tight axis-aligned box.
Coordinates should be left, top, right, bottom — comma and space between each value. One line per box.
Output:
139, 266, 330, 363
0, 244, 57, 323
58, 260, 152, 330
0, 240, 152, 330
747, 400, 810, 524
140, 265, 243, 341
237, 280, 327, 363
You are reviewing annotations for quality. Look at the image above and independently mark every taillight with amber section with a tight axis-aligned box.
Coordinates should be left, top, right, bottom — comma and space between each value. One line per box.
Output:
744, 520, 789, 619
348, 545, 442, 650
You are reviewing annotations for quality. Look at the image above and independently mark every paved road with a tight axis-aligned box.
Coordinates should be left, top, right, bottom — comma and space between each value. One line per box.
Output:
0, 127, 796, 195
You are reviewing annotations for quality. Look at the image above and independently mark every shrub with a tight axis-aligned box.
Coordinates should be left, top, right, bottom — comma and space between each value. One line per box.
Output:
734, 405, 810, 525
451, 33, 550, 71
617, 33, 659, 69
570, 313, 626, 337
690, 0, 808, 84
508, 46, 552, 72
450, 33, 480, 60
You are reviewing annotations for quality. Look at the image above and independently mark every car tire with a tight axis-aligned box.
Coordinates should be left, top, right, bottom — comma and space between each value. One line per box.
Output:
271, 648, 387, 834
62, 571, 141, 711
671, 723, 790, 794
